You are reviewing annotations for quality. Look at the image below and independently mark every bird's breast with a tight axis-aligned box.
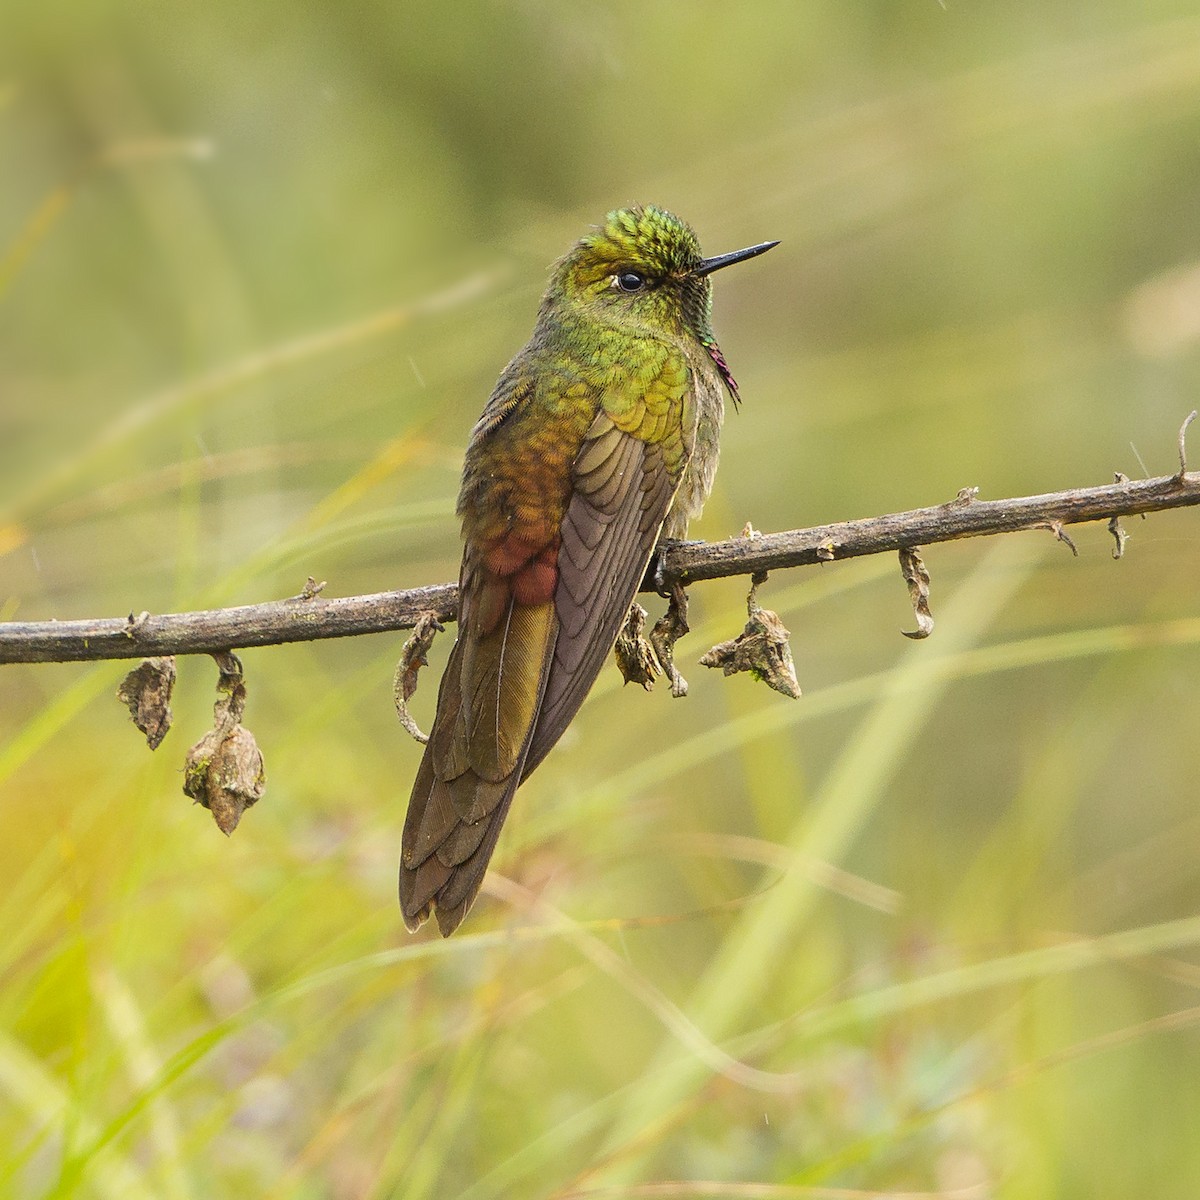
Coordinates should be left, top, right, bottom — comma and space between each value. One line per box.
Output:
663, 357, 724, 540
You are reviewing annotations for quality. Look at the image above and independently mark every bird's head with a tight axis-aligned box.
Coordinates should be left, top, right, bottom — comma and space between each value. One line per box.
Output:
549, 205, 777, 351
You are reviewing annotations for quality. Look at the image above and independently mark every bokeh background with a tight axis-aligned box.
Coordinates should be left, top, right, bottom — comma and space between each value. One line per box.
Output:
3, 3, 1200, 1197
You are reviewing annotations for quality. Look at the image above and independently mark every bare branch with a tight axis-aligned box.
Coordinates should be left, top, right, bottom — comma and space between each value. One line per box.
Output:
3, 468, 1199, 666
0, 584, 457, 665
662, 470, 1199, 584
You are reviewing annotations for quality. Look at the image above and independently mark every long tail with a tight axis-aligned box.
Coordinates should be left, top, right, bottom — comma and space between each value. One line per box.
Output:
400, 597, 556, 935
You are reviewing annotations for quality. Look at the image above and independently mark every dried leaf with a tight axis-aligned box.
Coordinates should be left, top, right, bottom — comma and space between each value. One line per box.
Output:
184, 723, 266, 835
183, 653, 266, 834
899, 546, 934, 640
1107, 515, 1128, 559
613, 603, 660, 690
650, 585, 690, 698
699, 575, 801, 699
116, 656, 176, 749
393, 611, 444, 744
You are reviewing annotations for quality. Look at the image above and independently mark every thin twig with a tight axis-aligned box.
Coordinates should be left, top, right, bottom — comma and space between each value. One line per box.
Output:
1178, 410, 1197, 477
3, 469, 1199, 665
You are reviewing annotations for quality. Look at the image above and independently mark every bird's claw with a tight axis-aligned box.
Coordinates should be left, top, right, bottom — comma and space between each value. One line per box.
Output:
648, 538, 699, 597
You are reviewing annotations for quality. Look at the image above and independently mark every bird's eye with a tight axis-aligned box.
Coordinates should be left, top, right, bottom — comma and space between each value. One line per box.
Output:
614, 270, 647, 293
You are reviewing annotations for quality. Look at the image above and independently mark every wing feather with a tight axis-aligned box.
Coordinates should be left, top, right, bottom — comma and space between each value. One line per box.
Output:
522, 433, 680, 779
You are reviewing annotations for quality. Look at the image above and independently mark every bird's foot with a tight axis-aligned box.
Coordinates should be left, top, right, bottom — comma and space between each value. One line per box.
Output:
646, 538, 700, 598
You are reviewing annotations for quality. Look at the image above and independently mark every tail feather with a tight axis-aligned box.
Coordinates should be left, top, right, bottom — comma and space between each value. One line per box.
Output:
400, 775, 521, 935
433, 790, 519, 931
438, 810, 493, 866
400, 597, 556, 935
400, 854, 453, 930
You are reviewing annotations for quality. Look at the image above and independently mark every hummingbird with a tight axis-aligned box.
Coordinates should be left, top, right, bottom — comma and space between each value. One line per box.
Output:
400, 206, 777, 935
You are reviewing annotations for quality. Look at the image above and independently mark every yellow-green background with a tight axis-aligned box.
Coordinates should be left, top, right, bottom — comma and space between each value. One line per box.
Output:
3, 3, 1200, 1197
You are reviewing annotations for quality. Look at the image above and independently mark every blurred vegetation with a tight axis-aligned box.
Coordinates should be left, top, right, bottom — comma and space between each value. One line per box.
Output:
3, 2, 1200, 1197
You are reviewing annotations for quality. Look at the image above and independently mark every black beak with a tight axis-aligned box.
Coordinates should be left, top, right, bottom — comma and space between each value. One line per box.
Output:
694, 239, 779, 277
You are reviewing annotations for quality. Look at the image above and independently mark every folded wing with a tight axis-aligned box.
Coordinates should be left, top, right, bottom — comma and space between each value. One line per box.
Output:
400, 399, 686, 935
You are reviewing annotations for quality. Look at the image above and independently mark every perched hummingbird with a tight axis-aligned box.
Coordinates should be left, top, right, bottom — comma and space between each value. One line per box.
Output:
400, 206, 777, 935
